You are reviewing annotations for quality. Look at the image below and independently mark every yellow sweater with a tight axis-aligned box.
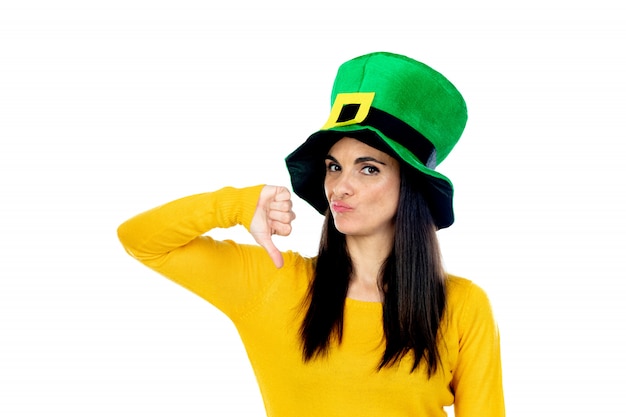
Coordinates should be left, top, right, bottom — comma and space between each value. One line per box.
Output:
117, 185, 505, 417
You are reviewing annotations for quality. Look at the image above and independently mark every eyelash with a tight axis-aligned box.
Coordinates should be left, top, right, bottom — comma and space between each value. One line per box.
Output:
326, 162, 340, 172
325, 163, 380, 175
362, 166, 379, 175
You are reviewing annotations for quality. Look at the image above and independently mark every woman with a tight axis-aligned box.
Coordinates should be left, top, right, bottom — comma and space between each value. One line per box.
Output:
118, 52, 505, 416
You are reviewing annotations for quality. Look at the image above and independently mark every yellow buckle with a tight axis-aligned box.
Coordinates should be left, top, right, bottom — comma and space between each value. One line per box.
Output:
321, 92, 375, 130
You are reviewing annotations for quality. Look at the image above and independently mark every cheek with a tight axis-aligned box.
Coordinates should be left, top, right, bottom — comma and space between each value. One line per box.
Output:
323, 178, 331, 200
378, 177, 399, 196
381, 181, 401, 212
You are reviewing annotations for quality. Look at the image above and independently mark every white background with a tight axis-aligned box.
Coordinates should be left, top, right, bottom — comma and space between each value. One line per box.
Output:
1, 1, 625, 415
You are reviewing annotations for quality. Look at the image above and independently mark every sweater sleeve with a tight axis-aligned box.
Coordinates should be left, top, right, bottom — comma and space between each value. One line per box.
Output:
451, 282, 506, 417
117, 185, 280, 319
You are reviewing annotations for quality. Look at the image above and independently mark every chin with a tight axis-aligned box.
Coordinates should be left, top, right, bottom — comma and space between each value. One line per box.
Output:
332, 218, 360, 236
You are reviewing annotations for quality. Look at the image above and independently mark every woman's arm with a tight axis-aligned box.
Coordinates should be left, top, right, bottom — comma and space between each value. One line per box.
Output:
451, 282, 505, 417
117, 185, 295, 318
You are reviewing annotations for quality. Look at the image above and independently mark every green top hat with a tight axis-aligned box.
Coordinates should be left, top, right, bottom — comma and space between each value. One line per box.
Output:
285, 52, 467, 229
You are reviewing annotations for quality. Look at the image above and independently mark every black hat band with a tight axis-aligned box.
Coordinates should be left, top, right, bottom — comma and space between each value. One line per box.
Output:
334, 103, 437, 169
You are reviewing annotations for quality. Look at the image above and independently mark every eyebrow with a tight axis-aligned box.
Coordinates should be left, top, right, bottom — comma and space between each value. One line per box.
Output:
325, 154, 387, 165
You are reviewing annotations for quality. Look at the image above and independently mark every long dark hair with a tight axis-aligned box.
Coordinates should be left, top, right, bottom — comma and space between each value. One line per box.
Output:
299, 165, 447, 376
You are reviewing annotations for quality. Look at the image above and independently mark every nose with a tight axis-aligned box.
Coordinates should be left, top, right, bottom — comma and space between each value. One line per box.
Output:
331, 171, 354, 198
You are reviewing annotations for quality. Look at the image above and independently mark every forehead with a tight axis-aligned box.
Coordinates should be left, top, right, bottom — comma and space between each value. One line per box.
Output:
327, 137, 397, 163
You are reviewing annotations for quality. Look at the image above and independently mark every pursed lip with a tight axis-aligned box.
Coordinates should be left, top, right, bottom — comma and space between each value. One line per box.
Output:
331, 201, 353, 213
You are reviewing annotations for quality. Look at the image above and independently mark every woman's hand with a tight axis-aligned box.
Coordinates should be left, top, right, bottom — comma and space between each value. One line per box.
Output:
250, 185, 296, 268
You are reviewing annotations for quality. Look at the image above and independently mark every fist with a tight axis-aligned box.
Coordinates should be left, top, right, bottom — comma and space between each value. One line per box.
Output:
249, 185, 296, 268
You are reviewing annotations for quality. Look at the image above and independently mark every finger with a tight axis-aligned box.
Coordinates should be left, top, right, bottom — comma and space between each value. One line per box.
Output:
268, 245, 284, 269
257, 234, 284, 268
269, 221, 292, 237
269, 198, 293, 212
268, 208, 296, 225
273, 187, 291, 202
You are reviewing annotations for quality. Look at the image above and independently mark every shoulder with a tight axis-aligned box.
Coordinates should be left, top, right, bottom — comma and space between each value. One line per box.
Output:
446, 274, 490, 301
229, 243, 316, 278
241, 250, 316, 314
270, 250, 317, 291
281, 250, 316, 274
445, 274, 495, 321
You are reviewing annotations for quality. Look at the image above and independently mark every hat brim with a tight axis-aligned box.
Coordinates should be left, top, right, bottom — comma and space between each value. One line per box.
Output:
285, 126, 455, 229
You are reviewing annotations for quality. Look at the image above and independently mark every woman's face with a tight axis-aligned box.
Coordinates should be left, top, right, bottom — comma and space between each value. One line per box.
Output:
324, 137, 401, 239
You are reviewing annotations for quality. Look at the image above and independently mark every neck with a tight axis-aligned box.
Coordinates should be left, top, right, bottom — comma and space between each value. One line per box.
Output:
345, 234, 393, 302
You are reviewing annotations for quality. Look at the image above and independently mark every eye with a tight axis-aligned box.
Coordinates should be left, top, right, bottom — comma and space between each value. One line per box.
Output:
326, 162, 341, 172
361, 165, 380, 175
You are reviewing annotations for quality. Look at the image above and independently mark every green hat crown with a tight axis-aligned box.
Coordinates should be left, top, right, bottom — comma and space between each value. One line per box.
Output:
286, 52, 467, 229
323, 52, 467, 167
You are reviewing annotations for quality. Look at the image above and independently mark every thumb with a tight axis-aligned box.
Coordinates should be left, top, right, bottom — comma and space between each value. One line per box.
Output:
255, 233, 284, 269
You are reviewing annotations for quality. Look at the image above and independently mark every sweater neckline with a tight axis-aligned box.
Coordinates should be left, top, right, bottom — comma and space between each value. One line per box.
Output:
345, 297, 383, 310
